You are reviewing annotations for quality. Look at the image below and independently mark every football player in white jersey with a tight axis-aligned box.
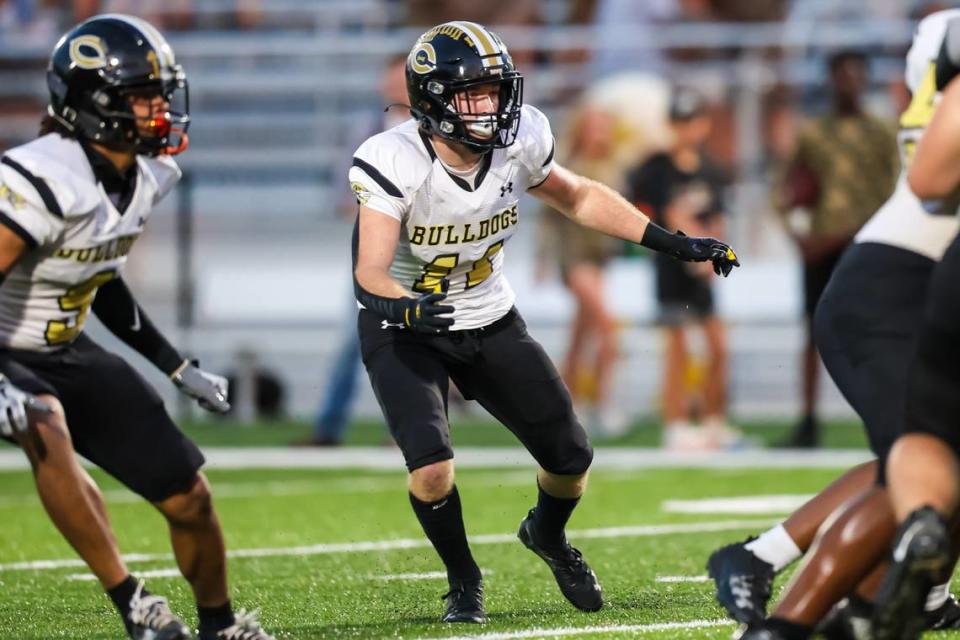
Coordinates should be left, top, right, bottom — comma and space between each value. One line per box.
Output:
716, 10, 960, 640
0, 16, 272, 640
350, 21, 739, 624
869, 12, 960, 640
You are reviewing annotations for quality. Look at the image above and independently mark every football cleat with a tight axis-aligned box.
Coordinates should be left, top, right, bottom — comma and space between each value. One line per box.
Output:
734, 626, 790, 640
816, 596, 873, 640
127, 581, 192, 640
707, 537, 776, 626
927, 594, 960, 629
198, 609, 275, 640
872, 507, 950, 640
441, 579, 487, 624
518, 509, 603, 612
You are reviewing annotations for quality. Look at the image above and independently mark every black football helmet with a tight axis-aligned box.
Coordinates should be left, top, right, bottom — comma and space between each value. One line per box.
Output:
406, 21, 523, 151
46, 14, 189, 156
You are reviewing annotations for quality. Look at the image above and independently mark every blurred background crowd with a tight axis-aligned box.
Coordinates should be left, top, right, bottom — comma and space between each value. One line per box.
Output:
0, 0, 944, 450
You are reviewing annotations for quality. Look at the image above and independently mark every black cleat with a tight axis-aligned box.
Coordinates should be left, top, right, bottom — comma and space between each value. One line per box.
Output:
127, 582, 192, 640
816, 596, 873, 640
926, 593, 960, 629
733, 624, 790, 640
707, 537, 775, 626
518, 509, 603, 612
872, 507, 950, 640
198, 609, 275, 640
441, 579, 487, 624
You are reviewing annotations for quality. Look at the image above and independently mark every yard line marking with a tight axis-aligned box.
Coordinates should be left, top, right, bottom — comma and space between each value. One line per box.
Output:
655, 575, 710, 583
375, 571, 447, 581
0, 447, 872, 471
67, 568, 182, 582
429, 618, 731, 639
0, 471, 538, 508
0, 518, 774, 572
662, 494, 813, 515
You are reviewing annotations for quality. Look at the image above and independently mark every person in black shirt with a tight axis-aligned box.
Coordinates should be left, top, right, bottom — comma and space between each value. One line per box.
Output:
627, 87, 737, 450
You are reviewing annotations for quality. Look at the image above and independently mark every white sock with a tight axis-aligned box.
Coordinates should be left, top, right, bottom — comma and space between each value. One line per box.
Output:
926, 581, 950, 611
744, 524, 802, 572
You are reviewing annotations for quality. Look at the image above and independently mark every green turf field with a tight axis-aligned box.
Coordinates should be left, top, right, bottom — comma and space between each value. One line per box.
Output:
176, 417, 872, 450
2, 463, 955, 639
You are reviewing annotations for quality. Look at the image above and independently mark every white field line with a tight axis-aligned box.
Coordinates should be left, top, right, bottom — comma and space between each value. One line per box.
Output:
662, 494, 813, 515
0, 471, 539, 508
67, 568, 182, 582
0, 518, 774, 572
0, 447, 872, 471
66, 568, 493, 583
374, 571, 448, 581
654, 575, 710, 583
429, 619, 731, 639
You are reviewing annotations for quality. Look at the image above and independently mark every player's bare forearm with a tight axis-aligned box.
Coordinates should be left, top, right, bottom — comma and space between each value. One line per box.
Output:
354, 264, 411, 299
909, 76, 960, 198
0, 224, 28, 275
532, 165, 650, 243
355, 205, 412, 300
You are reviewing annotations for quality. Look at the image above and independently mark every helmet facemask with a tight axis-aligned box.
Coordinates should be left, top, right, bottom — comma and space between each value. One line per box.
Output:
87, 66, 190, 156
432, 73, 523, 152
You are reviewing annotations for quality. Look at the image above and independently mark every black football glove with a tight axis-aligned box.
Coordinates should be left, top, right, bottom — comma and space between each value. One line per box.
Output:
401, 290, 455, 334
675, 231, 741, 277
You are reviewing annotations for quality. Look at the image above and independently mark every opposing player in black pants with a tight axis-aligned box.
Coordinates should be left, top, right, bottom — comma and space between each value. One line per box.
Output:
0, 15, 272, 640
711, 10, 960, 639
872, 16, 960, 640
351, 21, 739, 624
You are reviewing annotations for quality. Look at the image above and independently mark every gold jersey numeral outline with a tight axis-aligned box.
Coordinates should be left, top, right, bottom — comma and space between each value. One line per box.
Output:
44, 270, 117, 346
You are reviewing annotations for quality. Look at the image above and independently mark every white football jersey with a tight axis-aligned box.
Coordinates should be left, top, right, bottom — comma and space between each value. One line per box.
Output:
350, 104, 555, 330
0, 133, 179, 351
855, 9, 960, 259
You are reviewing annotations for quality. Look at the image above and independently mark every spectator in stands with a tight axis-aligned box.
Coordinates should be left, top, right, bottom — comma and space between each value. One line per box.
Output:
775, 50, 898, 447
628, 87, 737, 450
537, 104, 625, 438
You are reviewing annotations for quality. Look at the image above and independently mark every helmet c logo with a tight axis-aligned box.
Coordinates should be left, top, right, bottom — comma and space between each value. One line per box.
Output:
69, 35, 107, 70
410, 43, 437, 75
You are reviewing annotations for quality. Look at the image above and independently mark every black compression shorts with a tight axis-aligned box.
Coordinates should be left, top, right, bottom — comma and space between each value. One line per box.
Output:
359, 306, 593, 474
2, 334, 204, 502
813, 242, 936, 483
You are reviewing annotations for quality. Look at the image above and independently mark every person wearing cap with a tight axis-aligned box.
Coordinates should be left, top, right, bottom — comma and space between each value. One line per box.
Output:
775, 50, 898, 448
627, 87, 738, 450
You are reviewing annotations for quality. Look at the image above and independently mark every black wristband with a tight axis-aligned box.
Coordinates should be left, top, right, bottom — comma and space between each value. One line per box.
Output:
639, 222, 688, 258
353, 280, 411, 324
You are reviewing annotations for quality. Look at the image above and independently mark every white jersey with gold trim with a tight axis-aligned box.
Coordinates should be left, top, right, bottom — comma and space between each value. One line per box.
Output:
0, 133, 179, 351
855, 9, 960, 260
350, 104, 555, 330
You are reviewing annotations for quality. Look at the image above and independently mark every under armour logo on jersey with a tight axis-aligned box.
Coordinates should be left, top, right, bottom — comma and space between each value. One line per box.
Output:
381, 319, 405, 330
500, 181, 513, 197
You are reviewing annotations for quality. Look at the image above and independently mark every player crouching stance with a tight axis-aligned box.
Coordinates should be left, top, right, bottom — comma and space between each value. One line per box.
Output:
0, 15, 272, 640
351, 21, 740, 624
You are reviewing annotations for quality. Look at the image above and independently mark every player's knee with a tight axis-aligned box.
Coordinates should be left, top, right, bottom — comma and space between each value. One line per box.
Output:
410, 461, 454, 501
158, 473, 214, 526
546, 441, 593, 476
29, 395, 73, 453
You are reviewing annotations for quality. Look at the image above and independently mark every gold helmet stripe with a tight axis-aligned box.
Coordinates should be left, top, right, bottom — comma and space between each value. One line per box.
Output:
452, 21, 504, 68
454, 21, 495, 55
